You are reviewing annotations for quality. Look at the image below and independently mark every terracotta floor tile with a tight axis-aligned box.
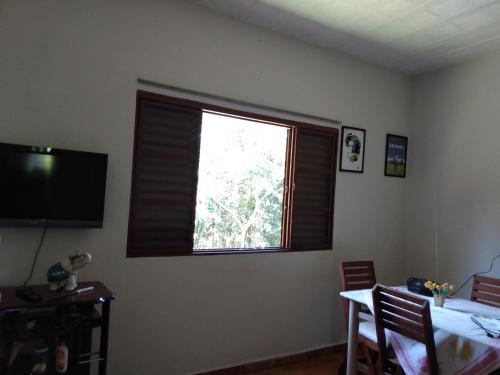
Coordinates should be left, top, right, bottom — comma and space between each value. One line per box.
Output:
246, 352, 344, 375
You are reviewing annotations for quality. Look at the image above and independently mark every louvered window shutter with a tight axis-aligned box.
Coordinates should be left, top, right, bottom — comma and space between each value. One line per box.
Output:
127, 94, 202, 257
290, 128, 337, 250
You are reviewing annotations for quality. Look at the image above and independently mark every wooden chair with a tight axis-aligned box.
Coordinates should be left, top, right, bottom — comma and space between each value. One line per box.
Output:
339, 261, 379, 375
372, 284, 439, 375
470, 274, 500, 308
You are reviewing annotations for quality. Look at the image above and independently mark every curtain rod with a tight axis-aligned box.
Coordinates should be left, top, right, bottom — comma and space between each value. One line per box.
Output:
137, 78, 342, 126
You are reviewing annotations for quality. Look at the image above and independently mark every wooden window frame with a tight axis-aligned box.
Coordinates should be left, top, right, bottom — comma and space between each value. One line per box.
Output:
127, 90, 338, 257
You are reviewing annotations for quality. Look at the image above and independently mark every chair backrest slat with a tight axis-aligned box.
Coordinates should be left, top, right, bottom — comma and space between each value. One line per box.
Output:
471, 275, 500, 308
372, 285, 439, 375
343, 267, 374, 275
382, 313, 424, 335
380, 301, 423, 324
380, 292, 423, 314
339, 261, 376, 328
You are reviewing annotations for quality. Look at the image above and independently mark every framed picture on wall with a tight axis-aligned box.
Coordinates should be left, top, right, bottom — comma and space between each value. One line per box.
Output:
384, 134, 408, 178
339, 126, 366, 173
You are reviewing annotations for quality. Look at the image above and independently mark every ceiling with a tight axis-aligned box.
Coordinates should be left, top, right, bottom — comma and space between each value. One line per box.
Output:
189, 0, 500, 74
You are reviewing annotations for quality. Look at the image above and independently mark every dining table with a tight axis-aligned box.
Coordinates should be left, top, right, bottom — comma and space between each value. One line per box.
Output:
340, 286, 500, 375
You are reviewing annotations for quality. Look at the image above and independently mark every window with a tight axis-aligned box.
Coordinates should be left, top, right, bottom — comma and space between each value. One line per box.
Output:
194, 113, 288, 250
127, 91, 338, 257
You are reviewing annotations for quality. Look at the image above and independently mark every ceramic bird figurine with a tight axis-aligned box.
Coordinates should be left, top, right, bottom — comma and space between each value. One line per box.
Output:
47, 251, 92, 291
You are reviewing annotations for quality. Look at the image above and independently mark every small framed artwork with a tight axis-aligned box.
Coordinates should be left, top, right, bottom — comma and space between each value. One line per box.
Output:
339, 126, 366, 173
384, 134, 408, 178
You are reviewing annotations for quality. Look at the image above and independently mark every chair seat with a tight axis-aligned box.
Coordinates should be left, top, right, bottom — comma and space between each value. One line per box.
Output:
359, 321, 378, 343
359, 321, 392, 348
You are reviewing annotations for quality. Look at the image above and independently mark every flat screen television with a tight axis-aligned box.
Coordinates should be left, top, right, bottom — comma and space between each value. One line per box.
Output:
0, 142, 108, 228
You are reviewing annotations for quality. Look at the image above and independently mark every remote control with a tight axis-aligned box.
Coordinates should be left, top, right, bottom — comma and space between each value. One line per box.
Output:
16, 288, 43, 303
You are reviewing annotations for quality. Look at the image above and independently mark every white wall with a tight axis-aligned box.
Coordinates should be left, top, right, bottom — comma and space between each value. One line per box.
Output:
404, 52, 500, 294
0, 0, 411, 374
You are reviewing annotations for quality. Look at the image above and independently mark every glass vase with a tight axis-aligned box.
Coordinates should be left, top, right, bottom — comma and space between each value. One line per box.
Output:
433, 294, 445, 307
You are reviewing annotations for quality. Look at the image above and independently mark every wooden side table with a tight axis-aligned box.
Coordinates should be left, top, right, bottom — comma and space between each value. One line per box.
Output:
0, 281, 116, 375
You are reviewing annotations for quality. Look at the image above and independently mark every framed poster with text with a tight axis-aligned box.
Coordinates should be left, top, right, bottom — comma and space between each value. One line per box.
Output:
384, 134, 408, 178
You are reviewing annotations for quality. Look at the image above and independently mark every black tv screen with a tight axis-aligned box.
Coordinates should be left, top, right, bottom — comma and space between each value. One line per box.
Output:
0, 143, 108, 227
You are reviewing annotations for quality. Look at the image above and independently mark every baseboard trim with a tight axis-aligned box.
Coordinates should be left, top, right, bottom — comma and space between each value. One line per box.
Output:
195, 342, 347, 375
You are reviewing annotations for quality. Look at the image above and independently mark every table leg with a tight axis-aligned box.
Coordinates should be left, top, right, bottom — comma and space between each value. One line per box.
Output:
98, 301, 111, 375
346, 300, 360, 375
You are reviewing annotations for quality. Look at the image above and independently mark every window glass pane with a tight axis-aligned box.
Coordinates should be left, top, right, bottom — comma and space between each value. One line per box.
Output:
194, 112, 288, 250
